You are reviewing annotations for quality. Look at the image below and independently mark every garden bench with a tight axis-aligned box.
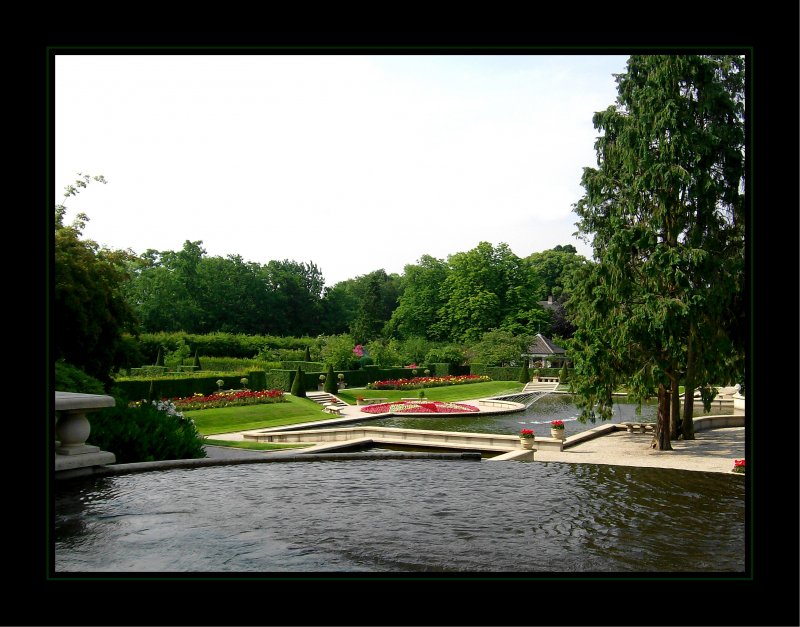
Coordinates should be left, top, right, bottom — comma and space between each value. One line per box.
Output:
621, 422, 656, 434
323, 404, 343, 415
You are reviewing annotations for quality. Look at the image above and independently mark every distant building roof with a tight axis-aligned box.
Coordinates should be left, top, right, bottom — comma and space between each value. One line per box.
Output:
538, 295, 558, 310
524, 333, 566, 356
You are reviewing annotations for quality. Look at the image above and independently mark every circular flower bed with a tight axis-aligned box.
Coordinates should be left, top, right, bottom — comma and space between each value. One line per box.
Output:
360, 400, 480, 414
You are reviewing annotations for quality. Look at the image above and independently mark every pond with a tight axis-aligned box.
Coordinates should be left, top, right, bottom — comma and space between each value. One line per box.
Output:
343, 393, 737, 437
54, 458, 744, 573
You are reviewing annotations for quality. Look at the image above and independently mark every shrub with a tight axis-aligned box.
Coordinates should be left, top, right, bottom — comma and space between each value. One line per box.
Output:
323, 363, 337, 394
55, 361, 105, 395
519, 361, 530, 384
290, 366, 306, 397
88, 400, 206, 463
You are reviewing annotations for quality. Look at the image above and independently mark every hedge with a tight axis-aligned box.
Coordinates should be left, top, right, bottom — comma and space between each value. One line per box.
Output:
469, 364, 569, 381
123, 332, 321, 362
113, 374, 257, 401
280, 361, 325, 372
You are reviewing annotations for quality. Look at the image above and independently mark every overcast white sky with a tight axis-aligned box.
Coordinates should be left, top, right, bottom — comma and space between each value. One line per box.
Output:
55, 53, 629, 287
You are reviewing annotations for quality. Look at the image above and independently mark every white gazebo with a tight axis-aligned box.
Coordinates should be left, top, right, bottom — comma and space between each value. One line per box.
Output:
522, 333, 567, 368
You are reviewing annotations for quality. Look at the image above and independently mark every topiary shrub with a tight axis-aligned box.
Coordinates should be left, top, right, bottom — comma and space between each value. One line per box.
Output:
88, 400, 207, 463
290, 365, 306, 397
323, 363, 337, 394
519, 361, 530, 384
193, 350, 202, 371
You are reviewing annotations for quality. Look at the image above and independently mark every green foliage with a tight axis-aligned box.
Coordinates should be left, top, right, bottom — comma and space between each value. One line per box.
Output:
290, 366, 306, 397
465, 329, 532, 367
387, 255, 450, 340
364, 338, 402, 367
427, 362, 452, 376
54, 360, 105, 394
193, 349, 202, 371
559, 361, 569, 382
247, 370, 267, 391
397, 336, 433, 366
304, 346, 311, 361
432, 242, 545, 343
87, 400, 206, 463
323, 363, 338, 394
424, 346, 465, 368
569, 55, 745, 441
320, 334, 359, 370
54, 179, 137, 382
519, 361, 530, 384
281, 360, 325, 372
469, 364, 517, 381
266, 370, 293, 391
154, 346, 164, 366
164, 338, 191, 370
113, 374, 249, 401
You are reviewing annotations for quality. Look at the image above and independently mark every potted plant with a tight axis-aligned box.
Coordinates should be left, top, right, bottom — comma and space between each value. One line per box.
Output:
337, 373, 346, 388
356, 395, 366, 406
550, 420, 565, 440
732, 459, 745, 474
519, 428, 535, 449
318, 374, 326, 391
240, 377, 249, 390
216, 379, 225, 392
533, 369, 541, 381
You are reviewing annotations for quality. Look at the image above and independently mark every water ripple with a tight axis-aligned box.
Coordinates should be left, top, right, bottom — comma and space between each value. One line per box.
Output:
55, 460, 745, 573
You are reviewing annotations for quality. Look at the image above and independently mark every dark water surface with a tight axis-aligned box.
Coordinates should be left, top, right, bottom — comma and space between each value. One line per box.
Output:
55, 459, 744, 573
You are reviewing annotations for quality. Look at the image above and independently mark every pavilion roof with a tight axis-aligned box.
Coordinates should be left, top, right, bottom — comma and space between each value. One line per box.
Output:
524, 333, 566, 356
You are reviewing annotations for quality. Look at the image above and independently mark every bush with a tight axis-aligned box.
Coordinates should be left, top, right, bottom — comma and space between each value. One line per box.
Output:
290, 366, 306, 397
87, 400, 206, 463
323, 363, 337, 394
519, 361, 530, 384
55, 361, 105, 394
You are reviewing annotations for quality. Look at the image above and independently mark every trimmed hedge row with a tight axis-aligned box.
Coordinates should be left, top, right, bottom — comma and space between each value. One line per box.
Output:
113, 371, 269, 401
122, 332, 319, 363
280, 361, 325, 372
469, 364, 571, 382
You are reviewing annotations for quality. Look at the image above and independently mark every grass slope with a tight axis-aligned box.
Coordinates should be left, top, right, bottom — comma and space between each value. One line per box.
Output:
188, 380, 524, 437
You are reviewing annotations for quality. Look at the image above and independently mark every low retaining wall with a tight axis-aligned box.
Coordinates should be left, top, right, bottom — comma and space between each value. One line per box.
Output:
692, 414, 744, 431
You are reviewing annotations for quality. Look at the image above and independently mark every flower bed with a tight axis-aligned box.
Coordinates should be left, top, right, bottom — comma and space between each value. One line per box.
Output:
367, 374, 490, 391
360, 400, 480, 414
131, 389, 286, 411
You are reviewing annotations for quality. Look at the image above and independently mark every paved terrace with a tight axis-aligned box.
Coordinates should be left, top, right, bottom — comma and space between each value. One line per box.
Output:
205, 396, 746, 475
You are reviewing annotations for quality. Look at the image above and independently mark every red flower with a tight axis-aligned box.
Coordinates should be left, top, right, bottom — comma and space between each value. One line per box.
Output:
520, 428, 535, 438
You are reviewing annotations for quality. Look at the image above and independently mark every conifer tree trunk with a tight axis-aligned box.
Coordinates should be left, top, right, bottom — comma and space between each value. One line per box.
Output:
651, 383, 673, 450
670, 374, 681, 440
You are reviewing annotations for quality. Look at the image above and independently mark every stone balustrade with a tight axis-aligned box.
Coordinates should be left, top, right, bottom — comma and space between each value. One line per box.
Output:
55, 391, 116, 475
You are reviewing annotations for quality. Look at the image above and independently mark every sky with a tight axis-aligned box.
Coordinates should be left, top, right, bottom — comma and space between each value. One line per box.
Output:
55, 53, 629, 287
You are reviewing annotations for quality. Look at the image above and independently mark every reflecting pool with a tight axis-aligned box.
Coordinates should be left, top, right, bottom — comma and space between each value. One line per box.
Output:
343, 393, 736, 437
55, 458, 745, 573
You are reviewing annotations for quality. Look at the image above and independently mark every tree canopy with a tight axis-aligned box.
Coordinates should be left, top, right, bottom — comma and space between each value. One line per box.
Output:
567, 55, 745, 449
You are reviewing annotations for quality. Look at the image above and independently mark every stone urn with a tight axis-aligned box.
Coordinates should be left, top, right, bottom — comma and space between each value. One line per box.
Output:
550, 428, 565, 440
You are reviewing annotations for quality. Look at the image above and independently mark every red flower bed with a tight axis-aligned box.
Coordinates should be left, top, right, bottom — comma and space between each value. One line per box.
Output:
161, 389, 286, 410
367, 374, 490, 390
360, 400, 480, 414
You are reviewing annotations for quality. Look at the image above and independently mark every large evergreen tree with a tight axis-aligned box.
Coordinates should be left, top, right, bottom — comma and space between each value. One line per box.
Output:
568, 55, 745, 450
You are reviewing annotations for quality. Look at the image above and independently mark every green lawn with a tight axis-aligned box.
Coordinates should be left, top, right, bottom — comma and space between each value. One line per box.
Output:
188, 381, 524, 437
336, 381, 524, 404
187, 395, 336, 435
